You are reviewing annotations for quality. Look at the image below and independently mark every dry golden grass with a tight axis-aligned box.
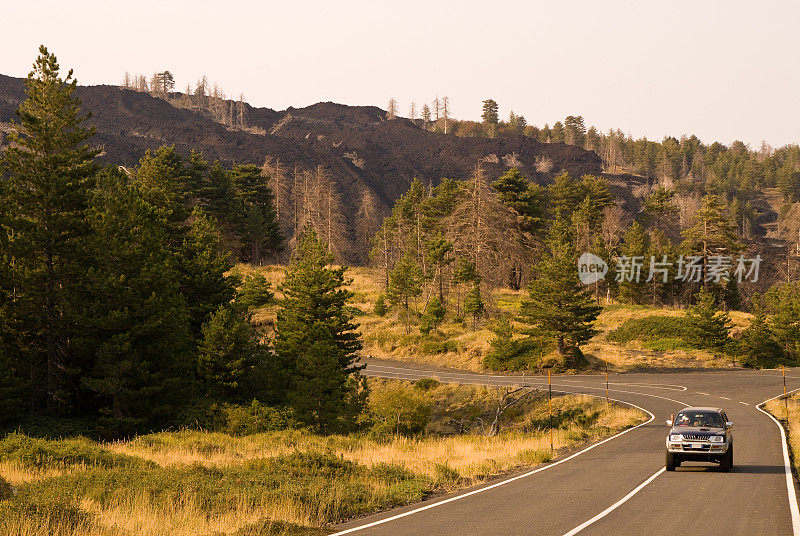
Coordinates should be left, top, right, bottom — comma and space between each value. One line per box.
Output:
237, 264, 751, 372
0, 388, 645, 536
0, 460, 77, 486
584, 305, 750, 372
766, 396, 800, 474
0, 514, 98, 536
79, 493, 313, 536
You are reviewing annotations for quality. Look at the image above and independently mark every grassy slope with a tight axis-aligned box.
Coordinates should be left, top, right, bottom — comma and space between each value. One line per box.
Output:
0, 380, 644, 536
766, 396, 800, 478
241, 264, 751, 373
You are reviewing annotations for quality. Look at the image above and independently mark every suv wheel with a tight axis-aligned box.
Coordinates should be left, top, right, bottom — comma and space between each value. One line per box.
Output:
666, 451, 677, 471
719, 446, 733, 472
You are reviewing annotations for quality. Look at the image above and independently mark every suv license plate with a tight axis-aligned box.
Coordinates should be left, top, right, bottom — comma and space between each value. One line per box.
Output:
691, 444, 704, 449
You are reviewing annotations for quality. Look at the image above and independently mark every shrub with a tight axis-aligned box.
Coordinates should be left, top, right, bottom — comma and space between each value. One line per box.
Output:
419, 297, 446, 334
0, 433, 150, 470
369, 384, 432, 436
606, 315, 688, 343
414, 378, 440, 391
0, 477, 12, 501
483, 319, 546, 371
223, 401, 296, 435
374, 294, 388, 317
235, 273, 274, 311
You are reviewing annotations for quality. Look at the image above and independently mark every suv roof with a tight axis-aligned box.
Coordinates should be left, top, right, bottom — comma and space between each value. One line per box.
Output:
678, 407, 724, 413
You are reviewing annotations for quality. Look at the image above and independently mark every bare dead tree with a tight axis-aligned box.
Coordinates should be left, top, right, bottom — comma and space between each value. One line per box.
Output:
488, 386, 537, 436
446, 166, 534, 288
442, 96, 450, 134
387, 98, 398, 119
409, 102, 417, 122
356, 190, 381, 263
237, 93, 247, 130
263, 157, 292, 240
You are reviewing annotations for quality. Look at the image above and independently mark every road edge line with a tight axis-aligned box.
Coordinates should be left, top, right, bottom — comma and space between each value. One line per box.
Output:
329, 397, 655, 536
757, 388, 800, 536
559, 467, 666, 536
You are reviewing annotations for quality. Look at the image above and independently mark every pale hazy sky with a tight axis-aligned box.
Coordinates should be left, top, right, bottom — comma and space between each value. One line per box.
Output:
3, 0, 798, 147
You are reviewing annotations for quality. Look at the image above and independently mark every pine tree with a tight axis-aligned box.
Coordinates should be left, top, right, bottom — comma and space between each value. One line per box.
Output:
0, 46, 100, 413
617, 221, 649, 304
374, 294, 388, 317
492, 168, 548, 234
273, 230, 366, 432
389, 254, 424, 311
685, 286, 732, 353
179, 208, 238, 336
425, 233, 453, 301
738, 300, 784, 368
763, 282, 800, 361
520, 217, 601, 367
135, 146, 191, 225
421, 103, 431, 126
198, 305, 260, 402
681, 194, 744, 287
420, 296, 446, 334
481, 99, 499, 138
81, 167, 194, 433
464, 284, 485, 330
548, 172, 581, 220
453, 257, 480, 317
228, 164, 283, 263
235, 273, 274, 312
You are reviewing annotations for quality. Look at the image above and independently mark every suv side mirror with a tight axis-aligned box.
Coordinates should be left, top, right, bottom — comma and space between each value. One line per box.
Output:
726, 421, 734, 428
666, 420, 673, 426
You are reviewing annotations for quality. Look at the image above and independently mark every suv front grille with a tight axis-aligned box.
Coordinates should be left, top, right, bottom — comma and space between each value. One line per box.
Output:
682, 434, 711, 441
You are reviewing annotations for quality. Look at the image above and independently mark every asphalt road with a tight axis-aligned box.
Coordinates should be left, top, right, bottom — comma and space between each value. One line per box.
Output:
332, 359, 800, 536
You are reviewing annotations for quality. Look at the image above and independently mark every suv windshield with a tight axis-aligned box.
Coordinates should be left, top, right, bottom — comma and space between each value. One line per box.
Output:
674, 411, 723, 428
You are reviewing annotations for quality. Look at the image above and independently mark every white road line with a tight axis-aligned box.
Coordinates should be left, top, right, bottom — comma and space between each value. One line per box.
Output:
328, 398, 658, 536
756, 387, 800, 536
367, 364, 689, 391
719, 396, 732, 400
739, 401, 750, 406
366, 367, 691, 409
560, 467, 666, 536
697, 391, 710, 395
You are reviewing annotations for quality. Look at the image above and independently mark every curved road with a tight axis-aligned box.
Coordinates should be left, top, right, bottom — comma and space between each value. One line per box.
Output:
333, 358, 800, 536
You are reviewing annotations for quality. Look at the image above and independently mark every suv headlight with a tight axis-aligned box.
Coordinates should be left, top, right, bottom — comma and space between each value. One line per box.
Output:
709, 436, 724, 443
669, 434, 682, 442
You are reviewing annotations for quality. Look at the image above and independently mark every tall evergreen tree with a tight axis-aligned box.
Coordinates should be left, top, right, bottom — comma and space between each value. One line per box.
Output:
81, 168, 194, 433
685, 286, 732, 353
228, 164, 283, 263
273, 231, 366, 431
520, 217, 601, 367
481, 99, 499, 138
492, 168, 548, 234
464, 284, 485, 330
681, 194, 744, 288
738, 299, 784, 368
198, 304, 261, 402
0, 46, 100, 413
425, 232, 453, 301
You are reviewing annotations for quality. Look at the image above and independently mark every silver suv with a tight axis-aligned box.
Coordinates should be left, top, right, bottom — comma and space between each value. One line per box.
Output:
665, 407, 734, 472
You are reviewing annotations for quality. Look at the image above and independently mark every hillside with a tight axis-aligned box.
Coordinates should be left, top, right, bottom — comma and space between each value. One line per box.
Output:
0, 75, 600, 262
